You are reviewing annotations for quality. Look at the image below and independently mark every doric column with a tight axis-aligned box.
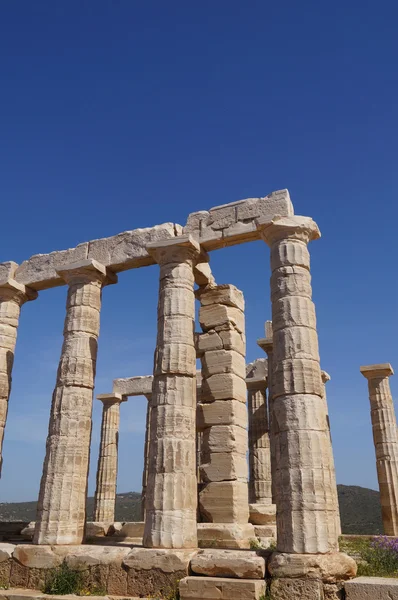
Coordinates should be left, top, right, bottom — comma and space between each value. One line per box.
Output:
360, 363, 398, 536
141, 393, 152, 521
321, 370, 342, 536
246, 359, 271, 505
0, 266, 37, 475
34, 260, 116, 545
260, 216, 339, 554
257, 323, 277, 504
143, 236, 200, 549
93, 392, 126, 523
196, 284, 254, 548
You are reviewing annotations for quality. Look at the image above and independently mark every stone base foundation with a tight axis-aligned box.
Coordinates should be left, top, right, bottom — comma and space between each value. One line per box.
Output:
179, 576, 266, 600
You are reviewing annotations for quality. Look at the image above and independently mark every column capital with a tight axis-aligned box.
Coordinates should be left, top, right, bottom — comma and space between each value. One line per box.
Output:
257, 215, 320, 246
257, 337, 273, 355
146, 235, 202, 265
56, 259, 117, 286
321, 370, 331, 384
0, 278, 38, 304
360, 363, 394, 379
97, 392, 126, 405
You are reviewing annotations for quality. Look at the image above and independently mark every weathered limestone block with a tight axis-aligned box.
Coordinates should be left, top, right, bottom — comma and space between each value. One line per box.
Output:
180, 575, 266, 600
361, 364, 398, 536
254, 524, 277, 538
197, 399, 248, 430
93, 393, 126, 524
270, 578, 323, 600
259, 216, 340, 554
194, 261, 216, 287
268, 552, 357, 583
34, 260, 115, 545
190, 549, 266, 578
199, 304, 245, 333
112, 374, 153, 396
249, 503, 276, 525
0, 274, 37, 474
202, 425, 247, 454
0, 543, 15, 561
202, 349, 246, 378
143, 237, 200, 549
199, 481, 249, 522
184, 189, 294, 251
345, 576, 398, 600
201, 373, 247, 403
198, 285, 244, 311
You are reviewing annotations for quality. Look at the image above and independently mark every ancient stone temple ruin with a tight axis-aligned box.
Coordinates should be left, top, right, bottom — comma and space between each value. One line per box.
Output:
0, 190, 359, 599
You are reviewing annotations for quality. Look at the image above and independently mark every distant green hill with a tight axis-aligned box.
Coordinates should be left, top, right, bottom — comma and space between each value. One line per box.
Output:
0, 485, 384, 535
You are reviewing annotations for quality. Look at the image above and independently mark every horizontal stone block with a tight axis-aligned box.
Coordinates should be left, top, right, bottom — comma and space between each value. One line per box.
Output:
152, 375, 197, 408
197, 285, 244, 311
197, 524, 256, 551
0, 543, 15, 562
190, 549, 265, 579
202, 349, 245, 378
199, 305, 244, 334
113, 375, 153, 397
249, 503, 276, 525
201, 373, 247, 403
202, 425, 248, 454
345, 576, 398, 600
197, 400, 248, 430
180, 575, 265, 599
268, 551, 357, 582
270, 577, 323, 600
154, 342, 196, 376
157, 315, 195, 345
199, 481, 250, 523
0, 261, 18, 285
123, 547, 197, 572
196, 331, 223, 356
200, 452, 248, 483
254, 524, 277, 538
271, 265, 312, 302
219, 329, 246, 355
273, 394, 328, 432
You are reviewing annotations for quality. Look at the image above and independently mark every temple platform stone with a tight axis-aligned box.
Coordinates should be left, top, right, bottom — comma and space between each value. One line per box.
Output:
197, 523, 255, 549
190, 549, 265, 578
179, 576, 266, 600
345, 576, 398, 599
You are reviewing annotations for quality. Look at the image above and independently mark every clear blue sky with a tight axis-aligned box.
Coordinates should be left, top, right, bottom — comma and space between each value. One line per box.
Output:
1, 1, 397, 502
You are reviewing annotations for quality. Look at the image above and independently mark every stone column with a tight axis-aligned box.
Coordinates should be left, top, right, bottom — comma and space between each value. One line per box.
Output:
143, 236, 200, 549
321, 370, 342, 537
360, 363, 398, 536
257, 321, 277, 504
196, 284, 254, 548
0, 267, 37, 475
141, 393, 152, 520
246, 359, 276, 543
34, 260, 116, 545
93, 392, 126, 523
260, 216, 340, 554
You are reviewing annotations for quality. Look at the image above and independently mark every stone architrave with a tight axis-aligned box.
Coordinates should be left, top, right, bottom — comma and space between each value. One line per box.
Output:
360, 363, 398, 536
34, 260, 116, 545
93, 392, 126, 523
141, 393, 152, 520
143, 236, 201, 549
196, 284, 254, 548
321, 370, 342, 537
259, 216, 340, 554
0, 267, 37, 475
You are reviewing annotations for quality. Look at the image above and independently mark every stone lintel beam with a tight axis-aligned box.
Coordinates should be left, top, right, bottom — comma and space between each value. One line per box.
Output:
10, 189, 294, 291
360, 363, 394, 379
113, 376, 154, 397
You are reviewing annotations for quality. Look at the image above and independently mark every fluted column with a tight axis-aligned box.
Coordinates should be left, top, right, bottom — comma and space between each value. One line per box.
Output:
260, 216, 339, 554
93, 393, 126, 523
248, 385, 272, 504
141, 393, 152, 520
257, 321, 277, 503
360, 363, 398, 536
34, 260, 116, 545
143, 236, 200, 549
321, 370, 342, 536
0, 269, 37, 475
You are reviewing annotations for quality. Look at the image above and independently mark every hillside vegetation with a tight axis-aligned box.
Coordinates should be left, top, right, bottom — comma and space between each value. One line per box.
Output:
0, 485, 384, 535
